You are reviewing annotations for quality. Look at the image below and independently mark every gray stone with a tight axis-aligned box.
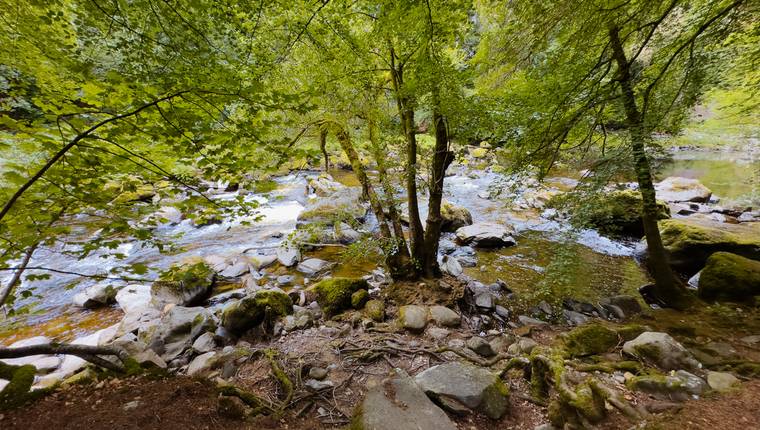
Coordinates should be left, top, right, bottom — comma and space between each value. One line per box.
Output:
455, 222, 516, 248
247, 254, 278, 270
475, 292, 495, 310
429, 306, 460, 327
706, 371, 739, 392
518, 315, 548, 326
414, 361, 509, 419
427, 327, 450, 341
399, 305, 428, 332
563, 310, 589, 326
507, 337, 538, 355
439, 239, 457, 255
623, 332, 701, 371
440, 255, 463, 277
304, 378, 334, 391
73, 283, 119, 309
297, 258, 331, 276
219, 260, 250, 278
147, 306, 216, 361
655, 177, 712, 203
600, 295, 642, 317
187, 351, 218, 376
494, 305, 510, 319
192, 332, 217, 354
308, 367, 328, 380
354, 370, 457, 430
467, 336, 496, 357
276, 245, 300, 267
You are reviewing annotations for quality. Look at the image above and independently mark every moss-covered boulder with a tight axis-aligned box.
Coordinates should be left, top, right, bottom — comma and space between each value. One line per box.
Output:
563, 323, 619, 357
622, 332, 701, 371
440, 202, 473, 232
313, 277, 369, 317
577, 190, 670, 237
698, 252, 760, 302
152, 262, 215, 306
0, 362, 36, 410
364, 299, 385, 321
351, 289, 369, 309
221, 289, 293, 335
297, 187, 366, 226
654, 219, 760, 275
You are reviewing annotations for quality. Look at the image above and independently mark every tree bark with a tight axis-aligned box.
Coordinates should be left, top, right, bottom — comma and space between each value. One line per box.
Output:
389, 45, 425, 267
319, 127, 330, 171
420, 91, 454, 278
609, 26, 686, 308
333, 125, 416, 279
0, 244, 37, 309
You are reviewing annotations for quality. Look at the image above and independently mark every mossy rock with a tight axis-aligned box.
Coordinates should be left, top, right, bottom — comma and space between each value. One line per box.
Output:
615, 324, 648, 342
152, 262, 215, 306
351, 289, 369, 309
313, 277, 369, 317
470, 147, 488, 158
563, 323, 619, 357
0, 363, 36, 410
698, 252, 760, 302
440, 201, 473, 232
656, 219, 760, 275
576, 190, 669, 237
221, 289, 293, 335
364, 299, 385, 321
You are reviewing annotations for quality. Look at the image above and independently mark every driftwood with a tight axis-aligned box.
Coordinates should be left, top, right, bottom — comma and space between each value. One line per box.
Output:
0, 343, 130, 373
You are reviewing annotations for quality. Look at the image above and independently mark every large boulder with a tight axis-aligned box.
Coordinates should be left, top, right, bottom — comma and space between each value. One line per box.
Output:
73, 283, 119, 309
623, 332, 701, 372
646, 219, 760, 275
563, 323, 619, 357
399, 305, 428, 332
627, 370, 707, 401
577, 190, 670, 237
414, 362, 509, 419
455, 222, 516, 248
308, 174, 344, 197
352, 370, 457, 430
312, 277, 368, 317
297, 258, 331, 276
655, 177, 712, 203
440, 202, 473, 232
297, 187, 366, 226
698, 252, 760, 302
151, 262, 215, 306
221, 289, 293, 335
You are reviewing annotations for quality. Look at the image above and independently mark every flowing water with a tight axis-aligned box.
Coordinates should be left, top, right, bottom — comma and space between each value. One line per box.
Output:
1, 150, 753, 344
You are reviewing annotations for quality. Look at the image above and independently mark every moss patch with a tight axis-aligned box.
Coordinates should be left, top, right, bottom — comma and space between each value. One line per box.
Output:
313, 278, 368, 317
0, 363, 36, 410
698, 252, 760, 302
563, 323, 620, 357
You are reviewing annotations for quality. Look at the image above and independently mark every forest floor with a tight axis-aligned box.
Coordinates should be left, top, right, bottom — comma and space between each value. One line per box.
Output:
2, 374, 759, 429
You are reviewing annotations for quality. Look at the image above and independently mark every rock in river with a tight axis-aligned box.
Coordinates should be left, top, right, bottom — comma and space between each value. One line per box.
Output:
455, 222, 516, 248
151, 262, 215, 306
655, 177, 712, 203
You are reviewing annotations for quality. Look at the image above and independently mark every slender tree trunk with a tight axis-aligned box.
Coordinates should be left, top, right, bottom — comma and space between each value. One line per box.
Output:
367, 116, 409, 252
388, 47, 425, 266
319, 128, 330, 171
333, 126, 415, 279
0, 243, 37, 308
609, 26, 685, 308
420, 91, 454, 278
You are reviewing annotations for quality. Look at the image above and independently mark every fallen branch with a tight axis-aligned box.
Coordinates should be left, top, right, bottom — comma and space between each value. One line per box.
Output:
0, 343, 129, 373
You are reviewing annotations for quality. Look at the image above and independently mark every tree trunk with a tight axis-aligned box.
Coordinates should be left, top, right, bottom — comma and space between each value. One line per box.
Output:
609, 26, 686, 308
319, 128, 330, 171
333, 126, 416, 279
389, 45, 425, 267
0, 243, 37, 308
420, 92, 454, 278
